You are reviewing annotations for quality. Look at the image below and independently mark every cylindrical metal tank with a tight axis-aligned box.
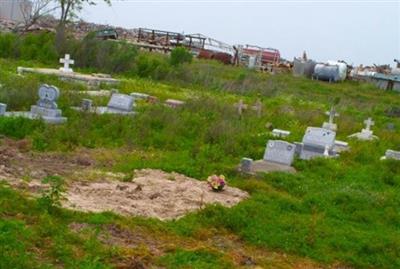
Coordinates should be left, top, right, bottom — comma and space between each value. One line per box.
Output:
293, 58, 317, 78
313, 64, 341, 82
327, 60, 347, 81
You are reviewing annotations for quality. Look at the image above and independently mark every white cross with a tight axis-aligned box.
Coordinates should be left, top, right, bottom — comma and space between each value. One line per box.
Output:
59, 54, 74, 73
325, 107, 339, 124
364, 117, 375, 131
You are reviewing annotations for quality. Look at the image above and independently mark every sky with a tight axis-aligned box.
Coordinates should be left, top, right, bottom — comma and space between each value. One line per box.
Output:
81, 0, 400, 66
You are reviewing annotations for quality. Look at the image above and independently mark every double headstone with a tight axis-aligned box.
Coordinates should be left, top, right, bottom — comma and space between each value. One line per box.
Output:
298, 127, 337, 160
2, 84, 67, 124
30, 84, 67, 124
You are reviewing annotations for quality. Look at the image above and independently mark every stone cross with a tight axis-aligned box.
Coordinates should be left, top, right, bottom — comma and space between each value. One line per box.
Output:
326, 107, 339, 124
252, 99, 262, 117
364, 117, 374, 131
59, 54, 74, 73
235, 99, 248, 116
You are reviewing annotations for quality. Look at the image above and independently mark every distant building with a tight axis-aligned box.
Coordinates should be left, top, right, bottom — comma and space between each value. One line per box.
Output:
0, 0, 32, 23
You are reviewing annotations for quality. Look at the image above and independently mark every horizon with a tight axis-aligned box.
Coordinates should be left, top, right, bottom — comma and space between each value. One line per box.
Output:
80, 0, 400, 67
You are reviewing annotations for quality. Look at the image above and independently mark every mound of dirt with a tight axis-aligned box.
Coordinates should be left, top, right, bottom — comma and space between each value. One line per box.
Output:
64, 169, 248, 220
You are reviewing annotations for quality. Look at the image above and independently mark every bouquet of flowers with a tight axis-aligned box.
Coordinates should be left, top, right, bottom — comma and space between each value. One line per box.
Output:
207, 174, 226, 192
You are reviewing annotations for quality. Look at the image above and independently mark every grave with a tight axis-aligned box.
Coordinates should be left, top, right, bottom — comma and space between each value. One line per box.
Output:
2, 84, 67, 124
240, 140, 296, 174
73, 93, 136, 115
234, 99, 248, 116
322, 107, 339, 131
131, 92, 150, 100
271, 129, 291, 138
381, 150, 400, 161
297, 127, 337, 160
59, 54, 74, 73
251, 99, 263, 117
0, 103, 6, 116
348, 117, 378, 140
165, 99, 185, 108
81, 99, 93, 112
17, 53, 119, 86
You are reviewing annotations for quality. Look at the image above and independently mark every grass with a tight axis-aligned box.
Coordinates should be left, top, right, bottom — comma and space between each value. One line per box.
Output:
0, 43, 400, 268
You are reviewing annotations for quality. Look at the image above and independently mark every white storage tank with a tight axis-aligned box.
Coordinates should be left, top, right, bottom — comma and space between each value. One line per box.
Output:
327, 60, 347, 81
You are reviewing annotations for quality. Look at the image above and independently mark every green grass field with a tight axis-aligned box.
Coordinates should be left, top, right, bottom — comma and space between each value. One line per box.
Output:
0, 34, 400, 268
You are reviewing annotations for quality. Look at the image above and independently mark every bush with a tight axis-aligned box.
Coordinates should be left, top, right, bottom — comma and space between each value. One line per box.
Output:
170, 47, 193, 66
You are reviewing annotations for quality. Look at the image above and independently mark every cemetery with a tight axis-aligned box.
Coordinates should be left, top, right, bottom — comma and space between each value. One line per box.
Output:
0, 4, 399, 269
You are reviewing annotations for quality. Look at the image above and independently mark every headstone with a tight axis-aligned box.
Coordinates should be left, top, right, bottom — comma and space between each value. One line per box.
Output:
322, 107, 339, 131
251, 99, 262, 117
0, 103, 7, 116
299, 127, 336, 160
165, 99, 185, 108
148, 96, 159, 104
110, 88, 119, 95
131, 92, 150, 100
263, 140, 296, 166
387, 123, 396, 131
348, 117, 378, 140
59, 54, 74, 73
81, 99, 93, 112
334, 140, 350, 152
271, 129, 291, 138
240, 158, 253, 173
234, 99, 248, 116
107, 93, 135, 112
381, 149, 400, 161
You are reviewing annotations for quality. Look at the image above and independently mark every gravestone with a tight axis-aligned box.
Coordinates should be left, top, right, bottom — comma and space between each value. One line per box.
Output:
240, 158, 253, 173
234, 99, 248, 116
271, 129, 291, 138
131, 92, 150, 100
72, 93, 135, 115
30, 84, 67, 124
59, 54, 74, 73
322, 107, 339, 131
251, 99, 262, 117
107, 93, 135, 112
381, 149, 400, 161
81, 99, 93, 112
165, 99, 185, 108
263, 140, 296, 166
4, 84, 67, 124
299, 127, 337, 160
348, 117, 378, 140
0, 103, 7, 116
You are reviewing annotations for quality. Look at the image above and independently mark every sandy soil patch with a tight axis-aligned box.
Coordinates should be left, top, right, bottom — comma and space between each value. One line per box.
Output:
64, 169, 248, 220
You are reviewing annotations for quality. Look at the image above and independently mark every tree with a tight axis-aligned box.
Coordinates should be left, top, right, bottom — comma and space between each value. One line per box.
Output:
19, 0, 57, 31
54, 0, 111, 53
57, 0, 111, 26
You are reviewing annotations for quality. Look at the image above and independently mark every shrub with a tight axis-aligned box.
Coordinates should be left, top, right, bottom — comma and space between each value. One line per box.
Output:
170, 47, 193, 66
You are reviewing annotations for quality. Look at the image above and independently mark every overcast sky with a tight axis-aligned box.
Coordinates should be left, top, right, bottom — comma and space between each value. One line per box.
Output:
81, 0, 400, 66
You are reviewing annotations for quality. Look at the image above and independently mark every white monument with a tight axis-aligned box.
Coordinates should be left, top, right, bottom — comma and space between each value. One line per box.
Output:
59, 54, 75, 73
348, 117, 378, 141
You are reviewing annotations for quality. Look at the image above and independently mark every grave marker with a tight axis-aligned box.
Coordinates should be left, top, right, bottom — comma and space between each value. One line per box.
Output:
234, 99, 248, 116
263, 140, 296, 166
348, 117, 378, 140
322, 106, 339, 131
0, 103, 7, 116
59, 54, 74, 73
